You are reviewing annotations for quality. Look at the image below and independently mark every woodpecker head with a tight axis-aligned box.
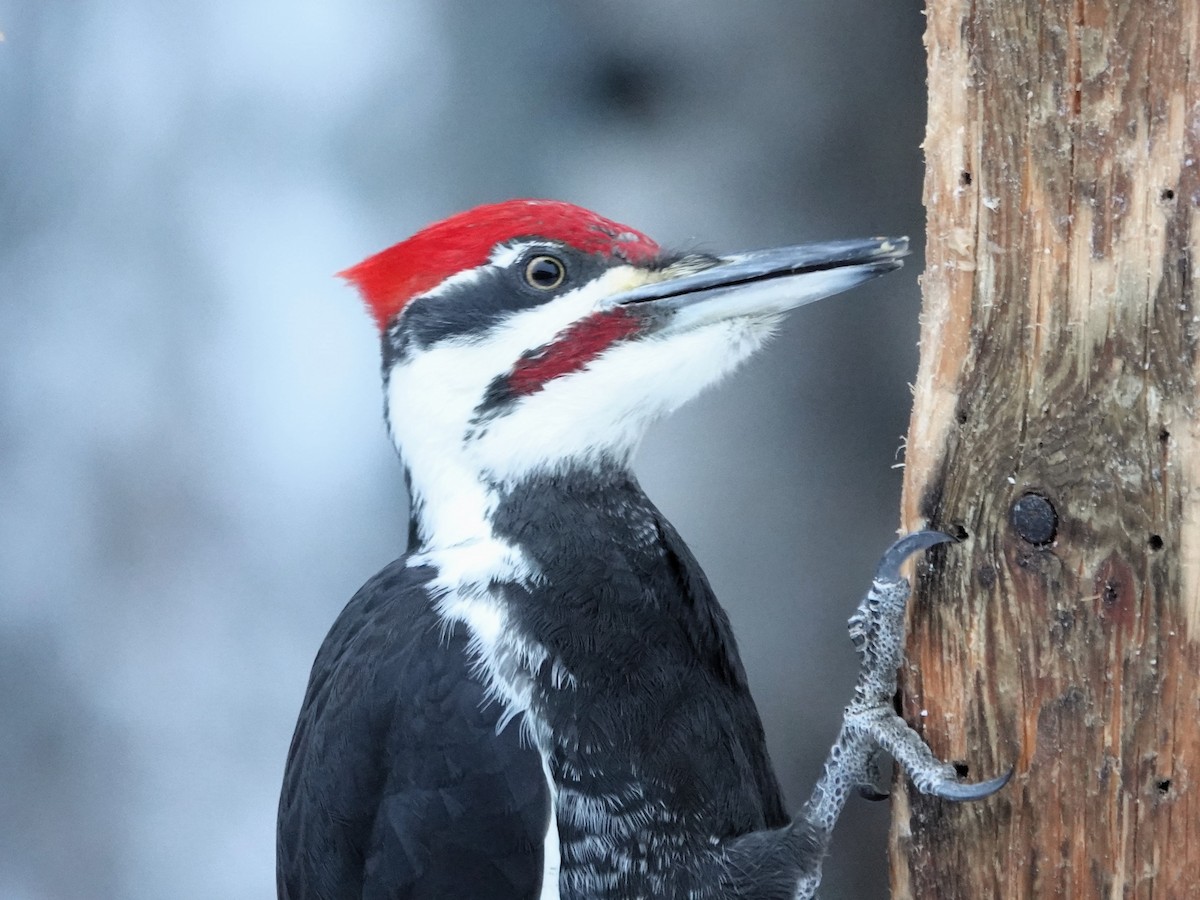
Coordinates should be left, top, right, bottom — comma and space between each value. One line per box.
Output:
342, 199, 905, 545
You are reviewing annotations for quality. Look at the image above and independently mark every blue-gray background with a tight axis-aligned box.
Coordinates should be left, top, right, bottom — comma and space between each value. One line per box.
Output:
0, 3, 927, 897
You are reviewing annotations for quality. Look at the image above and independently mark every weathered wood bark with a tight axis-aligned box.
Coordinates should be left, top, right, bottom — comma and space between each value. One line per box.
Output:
890, 1, 1200, 897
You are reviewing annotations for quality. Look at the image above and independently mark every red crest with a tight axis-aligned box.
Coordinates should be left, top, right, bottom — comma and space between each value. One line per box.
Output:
339, 199, 660, 330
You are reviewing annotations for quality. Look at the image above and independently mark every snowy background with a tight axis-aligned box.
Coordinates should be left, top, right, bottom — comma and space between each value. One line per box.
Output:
0, 2, 927, 897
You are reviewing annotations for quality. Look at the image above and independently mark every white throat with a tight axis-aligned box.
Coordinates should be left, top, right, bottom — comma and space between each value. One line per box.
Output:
385, 300, 776, 551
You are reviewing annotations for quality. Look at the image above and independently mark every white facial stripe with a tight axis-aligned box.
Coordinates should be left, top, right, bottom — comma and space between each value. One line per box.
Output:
387, 266, 647, 544
489, 240, 548, 269
411, 262, 487, 304
396, 239, 542, 323
388, 268, 777, 541
387, 258, 783, 546
475, 317, 773, 481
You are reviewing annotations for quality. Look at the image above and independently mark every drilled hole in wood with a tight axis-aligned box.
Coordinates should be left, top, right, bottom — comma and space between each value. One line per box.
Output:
1159, 427, 1171, 444
953, 761, 970, 778
1156, 778, 1172, 795
977, 564, 997, 589
1148, 534, 1164, 551
1010, 492, 1058, 546
1102, 579, 1121, 608
946, 523, 970, 542
1161, 188, 1176, 201
960, 170, 973, 186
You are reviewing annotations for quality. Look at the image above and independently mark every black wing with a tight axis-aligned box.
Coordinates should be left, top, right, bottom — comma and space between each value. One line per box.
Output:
277, 560, 551, 900
652, 513, 790, 829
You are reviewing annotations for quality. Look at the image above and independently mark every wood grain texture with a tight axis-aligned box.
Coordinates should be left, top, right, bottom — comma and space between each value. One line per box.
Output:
891, 1, 1200, 896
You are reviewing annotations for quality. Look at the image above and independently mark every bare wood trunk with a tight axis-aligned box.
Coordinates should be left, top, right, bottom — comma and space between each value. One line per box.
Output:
890, 1, 1200, 897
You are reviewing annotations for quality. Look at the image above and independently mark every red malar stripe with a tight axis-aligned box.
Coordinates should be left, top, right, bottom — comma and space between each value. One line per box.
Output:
508, 310, 642, 396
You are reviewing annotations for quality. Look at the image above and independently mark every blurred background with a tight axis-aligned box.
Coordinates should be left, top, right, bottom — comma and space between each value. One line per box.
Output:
0, 2, 927, 897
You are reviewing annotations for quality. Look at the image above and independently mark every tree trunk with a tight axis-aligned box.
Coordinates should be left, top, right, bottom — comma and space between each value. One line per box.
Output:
890, 1, 1200, 897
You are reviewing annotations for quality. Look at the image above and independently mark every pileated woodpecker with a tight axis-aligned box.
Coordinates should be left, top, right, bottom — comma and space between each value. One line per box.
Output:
277, 200, 1006, 899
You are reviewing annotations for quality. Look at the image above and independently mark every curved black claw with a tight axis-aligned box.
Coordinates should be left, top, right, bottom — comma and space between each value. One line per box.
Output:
925, 766, 1014, 802
875, 530, 956, 582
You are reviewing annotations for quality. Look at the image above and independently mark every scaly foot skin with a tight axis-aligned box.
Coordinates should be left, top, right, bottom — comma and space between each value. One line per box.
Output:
791, 532, 1010, 900
845, 531, 1011, 801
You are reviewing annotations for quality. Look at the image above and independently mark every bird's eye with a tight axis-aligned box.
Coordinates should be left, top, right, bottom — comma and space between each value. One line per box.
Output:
523, 255, 566, 291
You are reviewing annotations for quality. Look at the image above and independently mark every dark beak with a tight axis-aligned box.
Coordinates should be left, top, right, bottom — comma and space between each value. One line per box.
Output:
610, 237, 908, 329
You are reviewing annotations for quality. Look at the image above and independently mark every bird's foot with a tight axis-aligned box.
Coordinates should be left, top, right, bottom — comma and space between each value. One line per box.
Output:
843, 531, 1011, 801
735, 533, 1010, 900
